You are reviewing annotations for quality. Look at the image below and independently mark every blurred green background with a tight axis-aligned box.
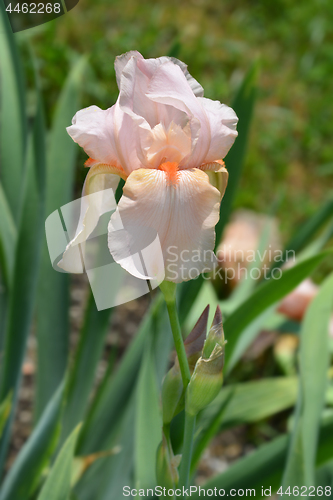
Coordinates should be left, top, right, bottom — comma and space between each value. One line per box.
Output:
22, 0, 333, 237
1, 1, 333, 496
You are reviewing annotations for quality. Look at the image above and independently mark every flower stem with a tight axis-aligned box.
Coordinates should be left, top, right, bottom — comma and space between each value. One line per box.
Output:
160, 281, 194, 492
160, 281, 191, 388
178, 411, 196, 491
166, 300, 191, 387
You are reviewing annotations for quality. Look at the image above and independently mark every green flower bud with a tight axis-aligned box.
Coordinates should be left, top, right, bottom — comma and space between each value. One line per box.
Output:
202, 305, 224, 359
186, 306, 225, 416
161, 364, 183, 425
156, 434, 181, 491
186, 345, 224, 416
184, 304, 210, 370
161, 306, 209, 424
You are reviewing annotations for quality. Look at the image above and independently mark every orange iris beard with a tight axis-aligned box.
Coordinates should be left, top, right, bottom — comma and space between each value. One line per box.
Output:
159, 161, 180, 186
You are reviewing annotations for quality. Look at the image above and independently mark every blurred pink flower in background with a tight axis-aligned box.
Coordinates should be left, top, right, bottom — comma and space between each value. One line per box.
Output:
59, 51, 238, 282
277, 278, 318, 322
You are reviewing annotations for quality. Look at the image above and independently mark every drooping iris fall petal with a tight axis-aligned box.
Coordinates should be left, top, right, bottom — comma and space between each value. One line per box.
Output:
108, 167, 221, 283
58, 163, 123, 273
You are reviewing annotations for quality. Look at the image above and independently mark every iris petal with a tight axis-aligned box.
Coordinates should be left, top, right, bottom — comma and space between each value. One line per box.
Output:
58, 164, 121, 273
108, 168, 221, 283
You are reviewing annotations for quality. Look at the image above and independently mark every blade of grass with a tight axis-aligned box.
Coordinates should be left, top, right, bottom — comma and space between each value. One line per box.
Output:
0, 285, 8, 354
0, 381, 65, 500
184, 221, 274, 339
0, 186, 16, 353
0, 0, 27, 222
73, 394, 136, 500
296, 218, 333, 263
0, 91, 46, 472
37, 424, 81, 500
223, 250, 332, 373
97, 403, 135, 500
285, 197, 333, 256
135, 335, 162, 490
316, 460, 333, 490
269, 196, 333, 275
226, 234, 333, 371
191, 390, 233, 475
282, 272, 333, 493
0, 393, 12, 439
75, 297, 172, 499
192, 377, 298, 472
78, 294, 163, 454
0, 183, 17, 290
35, 56, 87, 420
226, 304, 276, 372
191, 414, 333, 499
0, 1, 26, 357
60, 293, 112, 444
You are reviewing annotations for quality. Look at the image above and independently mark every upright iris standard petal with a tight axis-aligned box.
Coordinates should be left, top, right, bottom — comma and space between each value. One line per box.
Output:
137, 55, 204, 97
67, 106, 120, 167
146, 121, 192, 169
108, 167, 221, 283
197, 97, 238, 162
114, 50, 143, 88
146, 62, 211, 168
115, 51, 204, 100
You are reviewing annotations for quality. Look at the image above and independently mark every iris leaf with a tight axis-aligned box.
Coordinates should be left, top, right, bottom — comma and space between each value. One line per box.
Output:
224, 250, 332, 372
0, 184, 16, 290
37, 424, 81, 500
192, 377, 298, 472
0, 382, 65, 500
78, 295, 164, 454
60, 294, 112, 445
35, 56, 87, 420
134, 335, 162, 490
0, 0, 27, 222
0, 89, 46, 473
281, 272, 333, 493
190, 414, 333, 499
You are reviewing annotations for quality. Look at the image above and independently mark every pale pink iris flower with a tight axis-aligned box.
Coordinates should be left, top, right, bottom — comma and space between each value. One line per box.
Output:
58, 51, 238, 283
